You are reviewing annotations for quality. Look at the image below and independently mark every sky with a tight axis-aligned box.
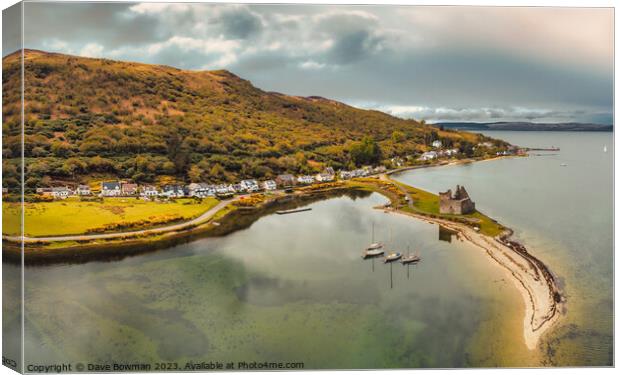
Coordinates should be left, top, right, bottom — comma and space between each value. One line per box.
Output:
3, 2, 614, 124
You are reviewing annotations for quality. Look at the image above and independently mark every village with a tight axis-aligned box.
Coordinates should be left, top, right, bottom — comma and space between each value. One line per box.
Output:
30, 140, 522, 201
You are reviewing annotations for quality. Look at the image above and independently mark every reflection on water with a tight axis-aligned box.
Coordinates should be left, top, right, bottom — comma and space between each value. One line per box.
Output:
21, 191, 530, 368
438, 226, 457, 243
19, 131, 609, 368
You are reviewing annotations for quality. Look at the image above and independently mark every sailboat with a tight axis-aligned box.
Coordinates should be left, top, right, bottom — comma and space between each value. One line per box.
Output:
401, 250, 421, 264
362, 223, 384, 258
604, 145, 608, 153
382, 228, 402, 263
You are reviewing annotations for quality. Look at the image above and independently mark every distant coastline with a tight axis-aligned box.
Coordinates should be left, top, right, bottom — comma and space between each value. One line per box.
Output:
435, 121, 612, 132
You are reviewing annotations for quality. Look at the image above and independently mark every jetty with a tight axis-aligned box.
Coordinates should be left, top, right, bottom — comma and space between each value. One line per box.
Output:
524, 147, 560, 151
275, 207, 312, 215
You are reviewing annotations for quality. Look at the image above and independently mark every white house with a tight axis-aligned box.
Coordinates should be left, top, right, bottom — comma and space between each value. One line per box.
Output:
76, 185, 91, 196
240, 179, 260, 192
297, 175, 315, 185
162, 185, 185, 198
52, 187, 71, 199
101, 181, 121, 197
373, 166, 387, 174
188, 183, 213, 197
390, 157, 404, 167
262, 180, 277, 191
432, 140, 442, 148
351, 169, 368, 178
140, 185, 159, 197
315, 173, 335, 182
215, 184, 235, 196
419, 151, 438, 161
339, 171, 352, 180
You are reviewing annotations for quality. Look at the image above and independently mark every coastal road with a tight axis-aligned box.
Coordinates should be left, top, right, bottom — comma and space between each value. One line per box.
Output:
3, 198, 236, 243
380, 174, 414, 209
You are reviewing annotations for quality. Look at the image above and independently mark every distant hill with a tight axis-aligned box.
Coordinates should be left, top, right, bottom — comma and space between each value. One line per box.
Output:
435, 122, 612, 132
2, 50, 507, 190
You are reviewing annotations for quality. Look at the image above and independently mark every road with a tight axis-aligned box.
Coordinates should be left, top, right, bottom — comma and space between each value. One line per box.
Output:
3, 198, 235, 243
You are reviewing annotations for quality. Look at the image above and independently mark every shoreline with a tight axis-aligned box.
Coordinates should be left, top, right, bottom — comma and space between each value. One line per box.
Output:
3, 154, 563, 351
385, 207, 561, 350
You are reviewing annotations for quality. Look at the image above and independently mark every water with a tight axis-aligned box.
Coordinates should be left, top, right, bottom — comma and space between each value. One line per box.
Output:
10, 131, 613, 368
393, 131, 613, 366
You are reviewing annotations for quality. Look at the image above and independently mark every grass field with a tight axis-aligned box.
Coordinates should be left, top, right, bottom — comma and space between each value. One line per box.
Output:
2, 197, 219, 237
348, 177, 505, 237
393, 181, 505, 237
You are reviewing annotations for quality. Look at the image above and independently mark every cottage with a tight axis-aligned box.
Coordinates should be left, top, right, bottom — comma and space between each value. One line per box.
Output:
445, 148, 459, 157
76, 185, 91, 196
390, 157, 405, 167
121, 183, 138, 196
419, 151, 438, 161
240, 179, 260, 192
339, 170, 352, 180
351, 169, 368, 178
315, 173, 334, 182
262, 180, 277, 191
215, 184, 233, 196
297, 175, 315, 185
52, 187, 72, 200
140, 185, 159, 197
188, 183, 213, 197
276, 174, 296, 188
324, 167, 335, 176
36, 187, 54, 197
162, 185, 185, 198
439, 185, 475, 215
101, 181, 121, 197
373, 165, 387, 174
432, 140, 443, 148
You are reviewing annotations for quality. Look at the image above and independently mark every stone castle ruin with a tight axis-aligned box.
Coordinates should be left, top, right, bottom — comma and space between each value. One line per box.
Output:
439, 185, 475, 215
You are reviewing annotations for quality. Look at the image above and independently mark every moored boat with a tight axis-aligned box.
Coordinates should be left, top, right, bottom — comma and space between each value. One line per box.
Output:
401, 253, 421, 264
383, 252, 402, 263
362, 248, 385, 259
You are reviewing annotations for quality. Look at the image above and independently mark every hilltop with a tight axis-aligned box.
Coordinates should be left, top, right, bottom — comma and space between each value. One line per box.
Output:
2, 50, 507, 191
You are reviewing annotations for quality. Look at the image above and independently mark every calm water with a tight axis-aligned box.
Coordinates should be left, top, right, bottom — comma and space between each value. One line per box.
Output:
8, 131, 613, 368
394, 131, 614, 366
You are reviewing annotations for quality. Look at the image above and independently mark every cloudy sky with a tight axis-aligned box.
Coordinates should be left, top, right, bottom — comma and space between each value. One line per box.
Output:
4, 2, 614, 124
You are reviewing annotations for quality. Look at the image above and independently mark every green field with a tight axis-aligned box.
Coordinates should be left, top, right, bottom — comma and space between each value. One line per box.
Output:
392, 181, 505, 237
2, 197, 219, 237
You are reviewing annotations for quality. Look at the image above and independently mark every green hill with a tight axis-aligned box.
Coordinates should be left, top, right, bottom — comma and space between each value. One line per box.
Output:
2, 49, 507, 190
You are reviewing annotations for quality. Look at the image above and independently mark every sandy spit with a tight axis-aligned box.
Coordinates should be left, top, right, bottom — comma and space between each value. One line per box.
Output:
386, 208, 562, 351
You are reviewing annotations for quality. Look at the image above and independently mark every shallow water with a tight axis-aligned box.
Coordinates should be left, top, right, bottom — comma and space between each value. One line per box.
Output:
10, 131, 612, 368
16, 190, 532, 369
393, 131, 613, 366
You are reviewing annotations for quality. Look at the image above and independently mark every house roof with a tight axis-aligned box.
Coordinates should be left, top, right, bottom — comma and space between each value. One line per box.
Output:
102, 182, 120, 189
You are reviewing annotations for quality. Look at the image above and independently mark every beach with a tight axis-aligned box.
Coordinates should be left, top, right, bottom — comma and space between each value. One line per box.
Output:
388, 207, 561, 350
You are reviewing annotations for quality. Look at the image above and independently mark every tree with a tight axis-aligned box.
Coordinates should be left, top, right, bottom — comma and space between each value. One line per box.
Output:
349, 136, 382, 166
188, 165, 203, 182
51, 141, 72, 157
391, 131, 405, 143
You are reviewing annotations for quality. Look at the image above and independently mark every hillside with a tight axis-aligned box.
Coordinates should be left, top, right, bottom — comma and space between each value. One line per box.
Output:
2, 50, 506, 191
436, 121, 613, 132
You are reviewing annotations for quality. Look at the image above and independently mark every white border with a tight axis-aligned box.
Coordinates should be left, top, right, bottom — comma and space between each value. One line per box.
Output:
0, 1, 616, 375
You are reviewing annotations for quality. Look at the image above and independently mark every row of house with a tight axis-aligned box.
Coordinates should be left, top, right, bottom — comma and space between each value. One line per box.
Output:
35, 165, 397, 200
418, 148, 460, 161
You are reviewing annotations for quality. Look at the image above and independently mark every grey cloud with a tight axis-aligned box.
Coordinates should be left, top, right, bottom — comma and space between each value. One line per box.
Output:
22, 3, 164, 49
372, 104, 613, 124
216, 7, 263, 39
325, 30, 383, 65
2, 3, 21, 56
13, 3, 613, 125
